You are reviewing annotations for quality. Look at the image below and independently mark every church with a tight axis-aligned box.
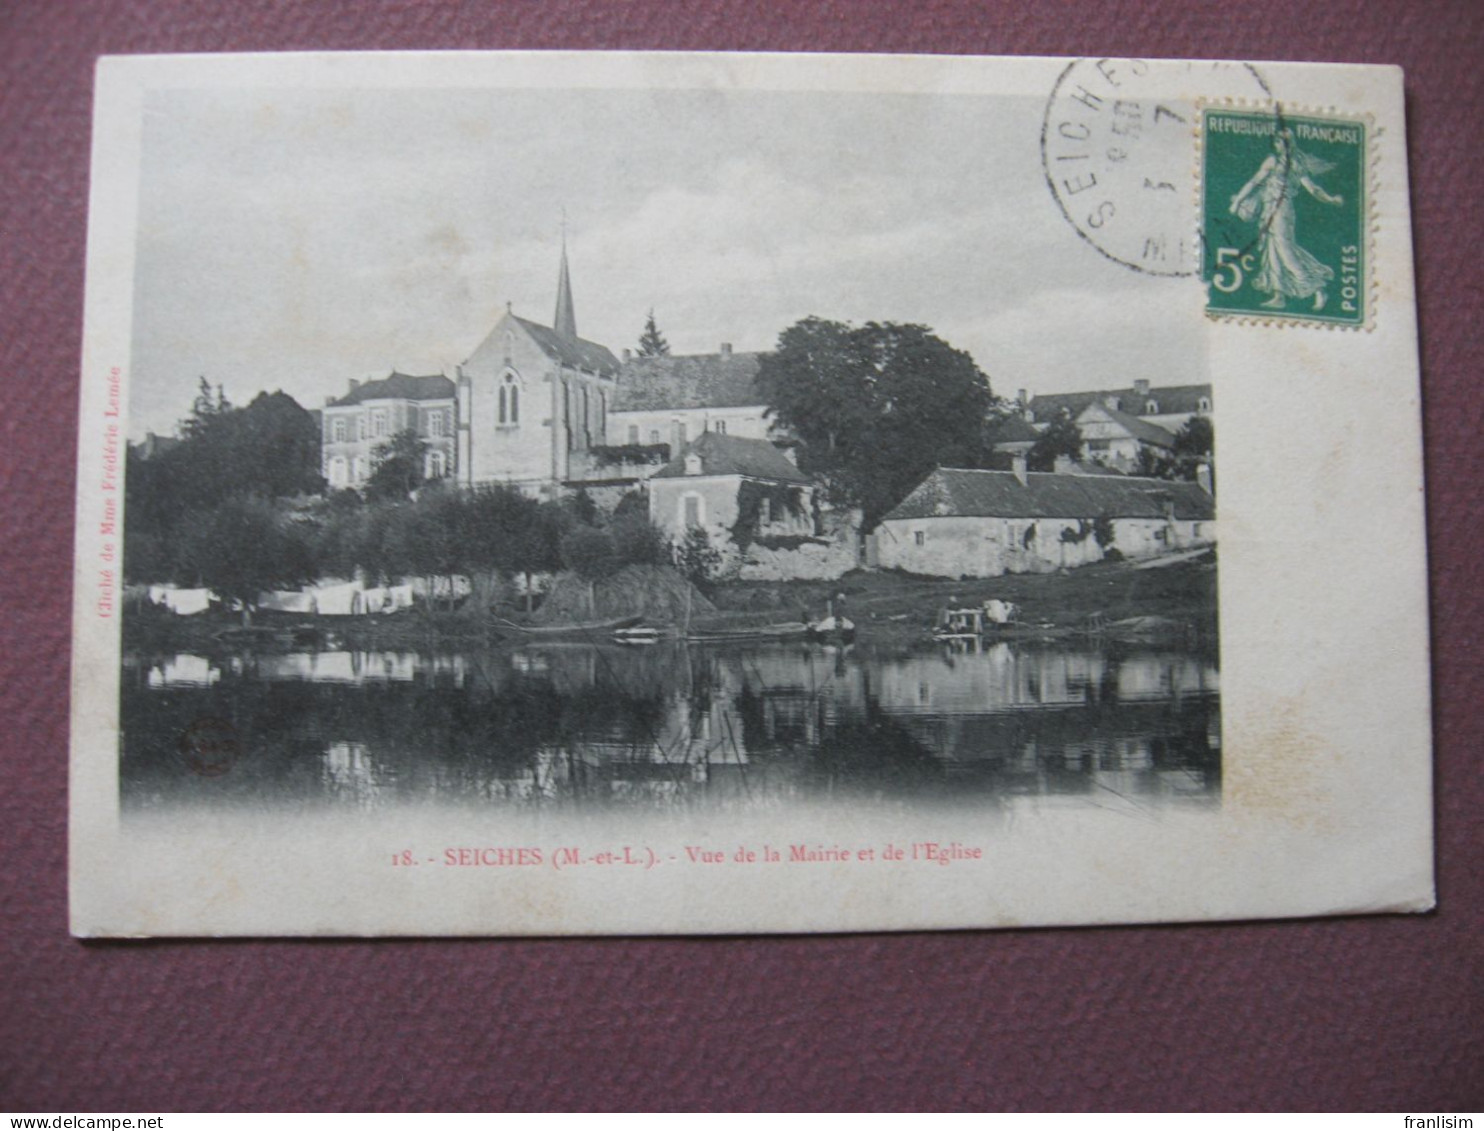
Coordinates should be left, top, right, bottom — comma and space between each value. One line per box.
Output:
322, 245, 776, 498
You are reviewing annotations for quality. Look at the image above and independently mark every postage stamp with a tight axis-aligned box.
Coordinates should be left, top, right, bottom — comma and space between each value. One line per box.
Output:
1201, 107, 1370, 326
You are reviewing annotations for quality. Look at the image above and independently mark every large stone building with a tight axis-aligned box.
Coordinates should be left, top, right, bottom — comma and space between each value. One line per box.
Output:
874, 461, 1215, 579
607, 346, 775, 449
321, 372, 457, 489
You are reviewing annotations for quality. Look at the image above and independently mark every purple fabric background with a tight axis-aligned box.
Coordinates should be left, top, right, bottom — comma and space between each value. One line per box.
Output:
2, 0, 1479, 1112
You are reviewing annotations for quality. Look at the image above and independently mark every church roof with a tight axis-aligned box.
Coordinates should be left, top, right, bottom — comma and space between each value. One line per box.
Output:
613, 351, 767, 411
1029, 383, 1212, 422
651, 431, 810, 484
883, 467, 1214, 523
328, 372, 455, 407
511, 316, 621, 376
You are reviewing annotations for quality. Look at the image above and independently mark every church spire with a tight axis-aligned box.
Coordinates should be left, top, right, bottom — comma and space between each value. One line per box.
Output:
553, 217, 577, 339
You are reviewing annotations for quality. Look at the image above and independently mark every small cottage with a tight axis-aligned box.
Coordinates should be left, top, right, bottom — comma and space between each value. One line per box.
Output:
875, 462, 1214, 579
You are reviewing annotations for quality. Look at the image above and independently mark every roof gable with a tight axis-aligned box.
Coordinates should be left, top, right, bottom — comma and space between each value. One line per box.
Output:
883, 468, 1214, 522
1077, 402, 1178, 447
651, 431, 810, 484
463, 312, 620, 377
613, 351, 766, 411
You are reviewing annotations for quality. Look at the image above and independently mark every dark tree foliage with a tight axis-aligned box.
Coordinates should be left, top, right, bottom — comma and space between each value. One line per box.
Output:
559, 526, 620, 579
124, 386, 325, 585
1027, 410, 1083, 472
636, 309, 670, 357
673, 527, 721, 593
755, 317, 992, 526
174, 495, 315, 621
759, 314, 991, 522
364, 429, 428, 502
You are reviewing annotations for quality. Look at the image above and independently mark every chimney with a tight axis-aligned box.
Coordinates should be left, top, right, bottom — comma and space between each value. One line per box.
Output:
1103, 393, 1119, 411
1196, 462, 1213, 495
324, 395, 335, 407
348, 378, 360, 393
1133, 379, 1150, 397
622, 348, 632, 361
1011, 454, 1028, 486
1016, 388, 1028, 405
719, 342, 732, 356
1053, 454, 1073, 475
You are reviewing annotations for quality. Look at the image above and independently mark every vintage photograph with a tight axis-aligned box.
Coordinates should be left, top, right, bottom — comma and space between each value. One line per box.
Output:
118, 81, 1221, 826
71, 54, 1430, 936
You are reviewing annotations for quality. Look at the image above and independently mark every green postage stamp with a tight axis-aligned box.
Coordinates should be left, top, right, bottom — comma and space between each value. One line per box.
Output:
1202, 107, 1369, 326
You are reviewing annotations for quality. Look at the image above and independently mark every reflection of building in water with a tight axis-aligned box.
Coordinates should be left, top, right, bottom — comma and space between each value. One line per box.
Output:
144, 653, 219, 688
123, 640, 1219, 813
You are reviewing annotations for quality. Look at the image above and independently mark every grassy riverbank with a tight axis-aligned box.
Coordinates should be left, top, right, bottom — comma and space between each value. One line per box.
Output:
124, 550, 1217, 654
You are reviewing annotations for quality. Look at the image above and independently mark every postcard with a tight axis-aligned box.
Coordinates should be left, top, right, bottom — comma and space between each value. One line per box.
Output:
70, 52, 1433, 936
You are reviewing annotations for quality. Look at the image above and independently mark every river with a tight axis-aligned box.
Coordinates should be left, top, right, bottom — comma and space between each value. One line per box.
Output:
120, 637, 1220, 816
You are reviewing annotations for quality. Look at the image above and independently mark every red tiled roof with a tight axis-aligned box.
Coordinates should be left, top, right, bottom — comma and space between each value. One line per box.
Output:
883, 467, 1215, 523
613, 351, 766, 411
328, 372, 455, 407
651, 431, 810, 484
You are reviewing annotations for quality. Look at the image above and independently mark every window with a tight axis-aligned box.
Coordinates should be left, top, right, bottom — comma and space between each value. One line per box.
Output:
426, 410, 445, 437
715, 419, 727, 435
1145, 400, 1159, 414
673, 421, 688, 448
352, 456, 368, 483
683, 494, 702, 529
357, 415, 368, 440
1198, 397, 1211, 413
648, 429, 660, 444
914, 530, 925, 547
329, 456, 348, 487
628, 424, 640, 444
425, 450, 447, 479
768, 496, 781, 523
372, 410, 388, 437
499, 375, 520, 425
332, 417, 347, 442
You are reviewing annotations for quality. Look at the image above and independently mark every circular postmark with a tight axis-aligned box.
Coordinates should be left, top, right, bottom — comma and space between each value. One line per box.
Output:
1042, 59, 1273, 277
178, 715, 241, 777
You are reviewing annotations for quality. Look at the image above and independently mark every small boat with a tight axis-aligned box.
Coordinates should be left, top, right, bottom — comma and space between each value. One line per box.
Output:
685, 621, 811, 644
612, 626, 664, 645
492, 614, 642, 640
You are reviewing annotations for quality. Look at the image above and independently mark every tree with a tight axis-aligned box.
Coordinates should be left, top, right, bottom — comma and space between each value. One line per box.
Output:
365, 429, 428, 501
636, 309, 670, 357
175, 496, 314, 623
756, 317, 992, 526
673, 527, 721, 593
1027, 410, 1082, 472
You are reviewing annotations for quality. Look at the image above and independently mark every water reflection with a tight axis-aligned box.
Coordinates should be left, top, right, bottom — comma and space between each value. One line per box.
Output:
120, 639, 1220, 814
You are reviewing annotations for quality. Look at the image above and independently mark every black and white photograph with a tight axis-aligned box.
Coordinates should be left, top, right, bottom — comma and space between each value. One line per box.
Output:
70, 52, 1432, 937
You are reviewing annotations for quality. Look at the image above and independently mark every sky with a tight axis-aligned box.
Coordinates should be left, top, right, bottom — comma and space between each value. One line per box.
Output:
128, 83, 1206, 440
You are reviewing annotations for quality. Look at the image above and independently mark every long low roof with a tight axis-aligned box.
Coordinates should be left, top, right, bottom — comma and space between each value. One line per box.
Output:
613, 351, 766, 411
883, 467, 1215, 522
651, 431, 810, 484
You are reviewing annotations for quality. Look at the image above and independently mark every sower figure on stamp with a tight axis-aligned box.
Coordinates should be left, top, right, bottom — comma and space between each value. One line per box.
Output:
1229, 127, 1344, 311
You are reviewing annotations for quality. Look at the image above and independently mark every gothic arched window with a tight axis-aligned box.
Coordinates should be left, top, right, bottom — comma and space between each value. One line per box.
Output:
499, 373, 520, 425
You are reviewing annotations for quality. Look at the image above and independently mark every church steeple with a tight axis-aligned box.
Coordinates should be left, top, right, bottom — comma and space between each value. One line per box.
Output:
553, 224, 577, 339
